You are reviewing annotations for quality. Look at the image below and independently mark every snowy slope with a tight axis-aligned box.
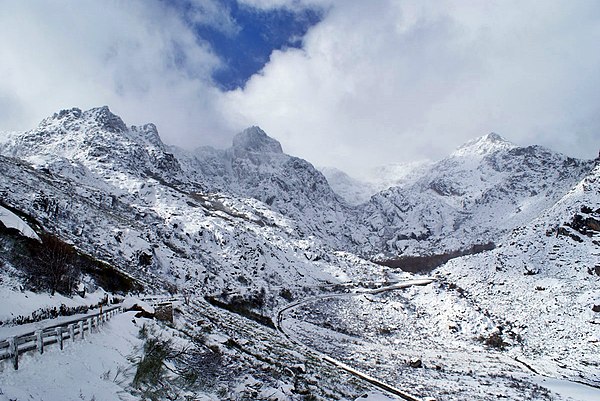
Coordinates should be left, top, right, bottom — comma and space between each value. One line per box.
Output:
434, 162, 600, 384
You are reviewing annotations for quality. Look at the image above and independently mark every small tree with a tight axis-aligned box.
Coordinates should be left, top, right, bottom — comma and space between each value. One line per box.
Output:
29, 234, 79, 295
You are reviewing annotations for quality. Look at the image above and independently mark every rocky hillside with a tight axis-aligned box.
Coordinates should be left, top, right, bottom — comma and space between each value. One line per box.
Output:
351, 133, 595, 261
434, 162, 600, 385
172, 126, 352, 249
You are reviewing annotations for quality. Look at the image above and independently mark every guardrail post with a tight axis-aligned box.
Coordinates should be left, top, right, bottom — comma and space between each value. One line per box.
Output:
80, 320, 86, 339
69, 324, 75, 342
36, 330, 44, 354
56, 327, 63, 350
8, 337, 18, 370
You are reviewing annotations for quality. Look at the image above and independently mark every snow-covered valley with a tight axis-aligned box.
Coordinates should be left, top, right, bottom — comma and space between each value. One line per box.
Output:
0, 107, 598, 400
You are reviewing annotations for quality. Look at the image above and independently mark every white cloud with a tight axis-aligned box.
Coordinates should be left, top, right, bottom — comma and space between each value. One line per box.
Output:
0, 0, 598, 177
0, 0, 233, 148
224, 0, 600, 176
238, 0, 333, 11
187, 0, 241, 36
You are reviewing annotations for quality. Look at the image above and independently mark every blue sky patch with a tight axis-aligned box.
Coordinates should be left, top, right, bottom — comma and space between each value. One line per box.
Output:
171, 0, 323, 90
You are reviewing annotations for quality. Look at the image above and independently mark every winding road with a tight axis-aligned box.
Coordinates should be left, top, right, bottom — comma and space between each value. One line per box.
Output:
275, 278, 436, 401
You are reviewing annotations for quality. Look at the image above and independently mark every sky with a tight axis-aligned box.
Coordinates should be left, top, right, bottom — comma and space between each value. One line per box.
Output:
0, 0, 599, 177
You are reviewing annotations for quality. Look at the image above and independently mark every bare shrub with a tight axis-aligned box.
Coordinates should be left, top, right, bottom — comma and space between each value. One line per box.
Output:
27, 234, 79, 295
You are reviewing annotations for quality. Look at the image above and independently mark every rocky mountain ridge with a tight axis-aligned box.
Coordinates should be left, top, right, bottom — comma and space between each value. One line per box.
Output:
172, 125, 351, 249
1, 107, 594, 265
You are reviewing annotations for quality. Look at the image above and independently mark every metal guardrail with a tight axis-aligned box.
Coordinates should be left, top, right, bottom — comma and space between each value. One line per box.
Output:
0, 305, 123, 370
0, 294, 184, 371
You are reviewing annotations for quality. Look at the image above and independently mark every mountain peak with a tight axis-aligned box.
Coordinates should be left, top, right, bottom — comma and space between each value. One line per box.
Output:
82, 106, 127, 133
42, 106, 127, 134
131, 123, 164, 149
453, 132, 515, 157
232, 126, 283, 154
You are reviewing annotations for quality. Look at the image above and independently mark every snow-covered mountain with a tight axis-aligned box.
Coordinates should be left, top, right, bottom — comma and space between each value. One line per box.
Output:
1, 108, 593, 272
172, 126, 352, 248
0, 108, 384, 300
1, 109, 593, 269
365, 159, 434, 191
352, 133, 594, 260
321, 161, 433, 206
1, 106, 598, 399
0, 107, 185, 190
319, 167, 377, 206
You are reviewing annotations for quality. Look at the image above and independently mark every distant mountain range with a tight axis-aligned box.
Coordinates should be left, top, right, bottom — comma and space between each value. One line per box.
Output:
1, 106, 594, 269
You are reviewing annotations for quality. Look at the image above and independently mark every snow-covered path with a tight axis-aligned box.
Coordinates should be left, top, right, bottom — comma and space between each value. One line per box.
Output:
276, 279, 436, 401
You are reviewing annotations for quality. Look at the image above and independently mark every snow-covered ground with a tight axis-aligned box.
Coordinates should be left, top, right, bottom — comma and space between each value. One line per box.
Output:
280, 282, 600, 401
0, 312, 143, 401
